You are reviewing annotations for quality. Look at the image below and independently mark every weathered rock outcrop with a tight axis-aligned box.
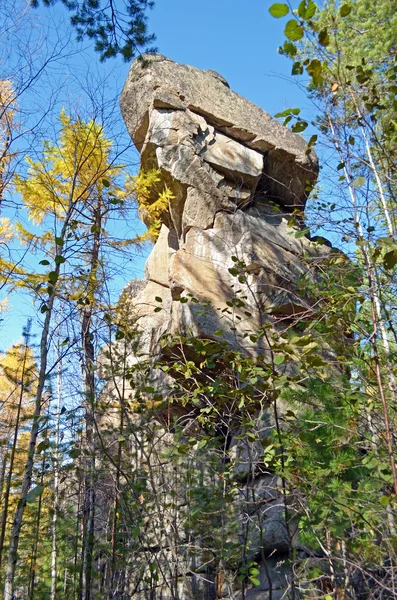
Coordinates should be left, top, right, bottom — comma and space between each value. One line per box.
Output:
118, 55, 327, 367
110, 55, 331, 600
121, 54, 318, 217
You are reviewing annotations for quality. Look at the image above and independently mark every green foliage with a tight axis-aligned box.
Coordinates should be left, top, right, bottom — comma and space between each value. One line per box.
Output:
269, 3, 290, 18
281, 376, 395, 567
31, 0, 156, 61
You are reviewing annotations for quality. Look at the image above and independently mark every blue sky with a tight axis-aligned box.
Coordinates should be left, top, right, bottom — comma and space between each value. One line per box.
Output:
148, 0, 308, 116
1, 0, 314, 349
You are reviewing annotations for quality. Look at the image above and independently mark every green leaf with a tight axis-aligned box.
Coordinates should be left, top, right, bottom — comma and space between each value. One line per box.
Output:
274, 354, 286, 365
39, 259, 50, 266
306, 355, 326, 367
177, 444, 190, 455
40, 304, 48, 313
154, 306, 162, 312
55, 237, 64, 246
280, 41, 297, 56
155, 296, 162, 302
383, 249, 397, 270
55, 255, 66, 265
292, 61, 303, 75
292, 120, 308, 133
102, 178, 110, 187
298, 0, 316, 19
380, 495, 390, 507
307, 58, 323, 84
269, 3, 289, 18
297, 0, 306, 17
318, 28, 329, 46
377, 236, 395, 246
294, 227, 310, 238
353, 176, 366, 188
308, 134, 318, 147
284, 20, 304, 41
26, 485, 44, 503
339, 4, 352, 17
305, 0, 317, 19
48, 271, 58, 284
249, 577, 260, 586
197, 438, 208, 450
275, 107, 300, 118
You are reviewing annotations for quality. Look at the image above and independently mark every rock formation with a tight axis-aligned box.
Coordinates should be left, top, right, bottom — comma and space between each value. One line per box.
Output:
107, 54, 332, 599
119, 54, 325, 361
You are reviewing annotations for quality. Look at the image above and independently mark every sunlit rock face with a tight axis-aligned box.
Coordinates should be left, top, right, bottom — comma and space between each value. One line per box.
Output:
114, 55, 330, 600
121, 54, 318, 214
119, 54, 326, 360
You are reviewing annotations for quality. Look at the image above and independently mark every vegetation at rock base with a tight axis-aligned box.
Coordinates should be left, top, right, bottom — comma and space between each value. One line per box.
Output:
0, 0, 396, 598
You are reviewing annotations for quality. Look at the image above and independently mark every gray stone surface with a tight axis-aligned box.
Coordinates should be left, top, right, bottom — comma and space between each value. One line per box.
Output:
121, 54, 318, 209
109, 54, 333, 600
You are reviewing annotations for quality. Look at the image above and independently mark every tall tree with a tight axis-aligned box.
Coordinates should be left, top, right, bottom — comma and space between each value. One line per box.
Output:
3, 109, 138, 599
268, 0, 397, 594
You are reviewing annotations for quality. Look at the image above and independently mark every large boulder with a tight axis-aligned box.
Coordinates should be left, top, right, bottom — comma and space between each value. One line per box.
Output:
121, 54, 318, 213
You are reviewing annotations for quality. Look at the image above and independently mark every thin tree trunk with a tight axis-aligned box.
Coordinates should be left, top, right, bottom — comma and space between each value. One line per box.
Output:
79, 206, 102, 600
27, 455, 45, 600
351, 95, 395, 237
328, 113, 397, 496
109, 407, 124, 598
73, 456, 83, 600
0, 445, 9, 506
51, 354, 62, 600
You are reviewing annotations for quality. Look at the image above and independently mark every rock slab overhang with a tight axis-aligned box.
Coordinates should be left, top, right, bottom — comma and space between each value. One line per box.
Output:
120, 54, 318, 210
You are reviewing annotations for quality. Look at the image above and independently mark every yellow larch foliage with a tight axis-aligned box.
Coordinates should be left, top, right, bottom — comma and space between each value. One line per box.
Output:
128, 168, 175, 242
0, 217, 14, 244
0, 343, 37, 442
15, 109, 129, 225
